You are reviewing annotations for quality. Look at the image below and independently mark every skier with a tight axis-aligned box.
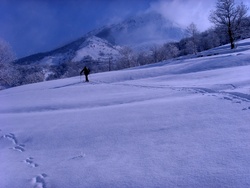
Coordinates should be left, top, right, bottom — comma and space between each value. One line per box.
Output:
80, 66, 90, 82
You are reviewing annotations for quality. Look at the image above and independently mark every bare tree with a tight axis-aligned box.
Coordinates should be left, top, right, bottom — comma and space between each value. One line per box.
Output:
209, 0, 248, 49
150, 45, 162, 63
186, 23, 199, 54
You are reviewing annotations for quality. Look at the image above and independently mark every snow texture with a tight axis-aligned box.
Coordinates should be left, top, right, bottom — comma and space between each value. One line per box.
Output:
1, 39, 250, 188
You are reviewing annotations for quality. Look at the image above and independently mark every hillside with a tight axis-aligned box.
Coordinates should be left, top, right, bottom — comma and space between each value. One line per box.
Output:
0, 39, 250, 188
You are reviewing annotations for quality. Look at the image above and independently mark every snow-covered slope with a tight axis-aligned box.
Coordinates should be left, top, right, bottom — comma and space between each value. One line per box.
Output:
1, 39, 250, 188
72, 36, 121, 62
37, 36, 122, 64
16, 35, 121, 65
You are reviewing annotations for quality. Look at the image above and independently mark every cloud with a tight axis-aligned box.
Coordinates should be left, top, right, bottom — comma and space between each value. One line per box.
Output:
148, 0, 216, 31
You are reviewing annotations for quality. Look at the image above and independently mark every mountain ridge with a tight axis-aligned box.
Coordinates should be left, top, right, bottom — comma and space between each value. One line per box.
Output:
15, 12, 185, 65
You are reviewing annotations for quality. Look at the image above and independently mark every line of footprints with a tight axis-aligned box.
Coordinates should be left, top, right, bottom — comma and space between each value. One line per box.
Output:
1, 132, 47, 188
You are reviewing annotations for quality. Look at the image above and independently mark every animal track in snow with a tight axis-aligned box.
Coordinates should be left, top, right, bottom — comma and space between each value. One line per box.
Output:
3, 133, 26, 152
31, 173, 48, 188
2, 131, 48, 186
186, 87, 250, 108
12, 144, 25, 152
3, 133, 18, 145
24, 157, 39, 167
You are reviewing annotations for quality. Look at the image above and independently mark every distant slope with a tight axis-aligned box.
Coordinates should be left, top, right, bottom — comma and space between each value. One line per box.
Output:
15, 36, 122, 66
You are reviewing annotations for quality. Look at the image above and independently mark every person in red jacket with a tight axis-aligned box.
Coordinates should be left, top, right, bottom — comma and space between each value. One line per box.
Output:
80, 66, 90, 82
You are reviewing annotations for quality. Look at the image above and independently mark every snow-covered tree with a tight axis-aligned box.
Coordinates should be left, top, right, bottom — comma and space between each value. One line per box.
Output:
0, 38, 17, 89
12, 64, 44, 86
0, 38, 15, 64
118, 46, 136, 68
163, 43, 180, 59
209, 0, 249, 49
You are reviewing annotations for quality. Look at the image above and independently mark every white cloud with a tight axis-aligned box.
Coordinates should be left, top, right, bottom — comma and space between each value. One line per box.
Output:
148, 0, 216, 31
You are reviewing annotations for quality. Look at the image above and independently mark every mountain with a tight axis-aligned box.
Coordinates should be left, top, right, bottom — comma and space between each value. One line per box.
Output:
14, 36, 121, 65
15, 12, 184, 65
91, 11, 185, 49
17, 36, 122, 66
1, 39, 250, 188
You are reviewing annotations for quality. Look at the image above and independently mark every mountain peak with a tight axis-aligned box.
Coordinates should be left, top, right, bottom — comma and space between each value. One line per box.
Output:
93, 11, 185, 49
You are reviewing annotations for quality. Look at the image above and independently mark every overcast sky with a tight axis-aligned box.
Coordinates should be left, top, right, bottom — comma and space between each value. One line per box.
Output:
0, 0, 249, 58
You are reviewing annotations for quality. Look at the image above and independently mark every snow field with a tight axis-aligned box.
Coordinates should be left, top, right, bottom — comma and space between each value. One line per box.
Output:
1, 39, 250, 188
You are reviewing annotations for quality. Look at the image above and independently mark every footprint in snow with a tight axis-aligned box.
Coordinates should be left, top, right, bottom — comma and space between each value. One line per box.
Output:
24, 157, 39, 168
3, 133, 26, 152
3, 133, 18, 145
31, 173, 48, 188
12, 144, 25, 152
2, 131, 46, 188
